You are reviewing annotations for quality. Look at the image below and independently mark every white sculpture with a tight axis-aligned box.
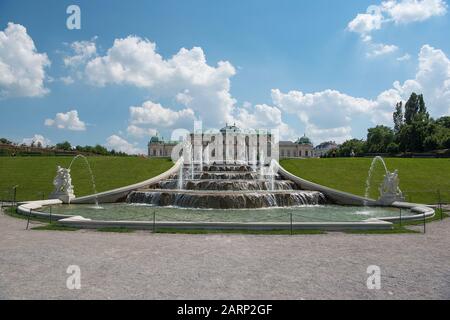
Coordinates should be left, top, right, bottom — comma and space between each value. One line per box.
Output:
49, 166, 75, 203
377, 169, 404, 205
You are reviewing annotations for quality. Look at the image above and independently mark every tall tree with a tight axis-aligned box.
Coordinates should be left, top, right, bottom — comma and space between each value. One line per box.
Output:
404, 93, 419, 124
393, 101, 403, 134
366, 125, 394, 153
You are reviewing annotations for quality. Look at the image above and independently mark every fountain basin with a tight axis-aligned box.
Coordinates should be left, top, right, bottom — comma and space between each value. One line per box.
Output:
39, 203, 411, 223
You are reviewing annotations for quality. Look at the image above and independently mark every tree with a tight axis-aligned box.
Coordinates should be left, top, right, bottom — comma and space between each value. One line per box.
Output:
436, 116, 450, 129
0, 138, 13, 145
393, 102, 403, 134
336, 139, 366, 157
366, 125, 394, 153
56, 141, 72, 151
404, 92, 428, 124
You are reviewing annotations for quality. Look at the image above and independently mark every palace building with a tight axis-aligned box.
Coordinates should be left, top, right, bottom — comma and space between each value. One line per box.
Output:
148, 125, 314, 161
147, 135, 178, 157
279, 135, 314, 159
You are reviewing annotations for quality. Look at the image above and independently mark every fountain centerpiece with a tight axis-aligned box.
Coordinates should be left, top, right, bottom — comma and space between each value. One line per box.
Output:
377, 169, 404, 205
365, 156, 405, 205
49, 166, 75, 203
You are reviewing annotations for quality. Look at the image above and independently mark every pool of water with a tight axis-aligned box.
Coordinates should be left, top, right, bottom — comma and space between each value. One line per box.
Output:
40, 204, 410, 223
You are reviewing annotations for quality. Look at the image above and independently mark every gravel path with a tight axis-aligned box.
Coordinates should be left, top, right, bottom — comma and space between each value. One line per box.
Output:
0, 209, 449, 300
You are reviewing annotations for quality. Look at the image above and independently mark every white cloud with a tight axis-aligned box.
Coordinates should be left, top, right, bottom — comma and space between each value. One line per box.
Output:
84, 36, 236, 126
44, 110, 86, 131
367, 43, 399, 57
105, 135, 144, 155
64, 39, 97, 67
22, 134, 51, 147
382, 0, 447, 24
349, 0, 447, 34
60, 76, 74, 85
126, 125, 158, 139
129, 100, 196, 127
270, 44, 450, 142
397, 53, 412, 61
348, 5, 384, 34
0, 23, 50, 98
348, 1, 447, 59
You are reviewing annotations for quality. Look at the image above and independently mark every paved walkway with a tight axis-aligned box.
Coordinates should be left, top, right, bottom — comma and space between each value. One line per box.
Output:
0, 210, 449, 300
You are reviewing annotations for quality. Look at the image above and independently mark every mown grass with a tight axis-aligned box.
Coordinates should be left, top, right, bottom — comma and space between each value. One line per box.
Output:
281, 158, 450, 204
0, 156, 173, 201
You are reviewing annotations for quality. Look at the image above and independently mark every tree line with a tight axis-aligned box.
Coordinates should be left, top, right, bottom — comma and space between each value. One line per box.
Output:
330, 93, 450, 157
0, 139, 131, 157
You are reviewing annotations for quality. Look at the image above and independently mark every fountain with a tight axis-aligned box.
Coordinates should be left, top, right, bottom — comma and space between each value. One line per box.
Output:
49, 166, 75, 203
50, 154, 101, 208
365, 156, 404, 205
127, 149, 325, 209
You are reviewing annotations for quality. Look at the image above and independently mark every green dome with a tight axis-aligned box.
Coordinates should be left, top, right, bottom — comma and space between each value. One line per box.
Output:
150, 136, 160, 143
296, 135, 312, 145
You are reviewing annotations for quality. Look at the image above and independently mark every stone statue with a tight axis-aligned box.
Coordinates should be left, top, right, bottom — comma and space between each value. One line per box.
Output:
49, 166, 75, 203
377, 169, 404, 205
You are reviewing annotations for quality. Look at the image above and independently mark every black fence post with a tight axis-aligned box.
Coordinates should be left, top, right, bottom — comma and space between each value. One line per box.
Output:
12, 185, 17, 209
399, 208, 402, 226
26, 208, 32, 230
153, 211, 156, 233
49, 205, 52, 224
437, 189, 442, 220
290, 213, 293, 236
423, 212, 426, 234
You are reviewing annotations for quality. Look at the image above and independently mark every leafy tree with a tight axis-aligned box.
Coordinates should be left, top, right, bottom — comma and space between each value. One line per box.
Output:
436, 116, 450, 129
393, 102, 403, 134
366, 125, 394, 153
386, 142, 399, 154
0, 138, 13, 145
56, 141, 72, 151
336, 139, 366, 157
404, 92, 428, 124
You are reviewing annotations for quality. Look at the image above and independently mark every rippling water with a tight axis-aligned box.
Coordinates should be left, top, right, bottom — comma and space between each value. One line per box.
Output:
40, 204, 410, 223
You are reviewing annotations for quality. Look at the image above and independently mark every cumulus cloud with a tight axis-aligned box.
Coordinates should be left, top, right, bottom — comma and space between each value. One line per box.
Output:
348, 1, 447, 58
129, 100, 196, 127
348, 5, 384, 34
105, 135, 144, 155
22, 134, 51, 147
270, 44, 450, 142
382, 0, 447, 24
126, 125, 158, 139
0, 23, 50, 98
44, 110, 86, 131
84, 36, 236, 126
397, 53, 412, 61
64, 39, 97, 67
348, 0, 447, 34
367, 43, 399, 57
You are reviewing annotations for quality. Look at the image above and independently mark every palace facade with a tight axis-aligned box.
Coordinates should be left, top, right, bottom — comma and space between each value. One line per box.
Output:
148, 125, 314, 161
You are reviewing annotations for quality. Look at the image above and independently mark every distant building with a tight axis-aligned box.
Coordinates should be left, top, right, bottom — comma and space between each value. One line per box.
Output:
147, 135, 178, 157
279, 135, 314, 158
314, 141, 339, 158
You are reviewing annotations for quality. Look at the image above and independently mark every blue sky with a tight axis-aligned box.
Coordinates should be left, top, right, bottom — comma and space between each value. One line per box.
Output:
1, 0, 449, 153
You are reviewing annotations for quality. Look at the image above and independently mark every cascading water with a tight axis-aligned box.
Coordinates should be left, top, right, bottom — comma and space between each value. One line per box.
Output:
364, 156, 389, 204
259, 151, 265, 179
68, 154, 102, 208
128, 157, 326, 209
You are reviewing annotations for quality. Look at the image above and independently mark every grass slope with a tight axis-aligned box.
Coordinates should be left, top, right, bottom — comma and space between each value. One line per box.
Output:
280, 158, 450, 204
0, 157, 173, 201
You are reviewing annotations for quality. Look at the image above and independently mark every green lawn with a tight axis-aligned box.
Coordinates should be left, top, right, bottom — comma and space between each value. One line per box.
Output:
0, 156, 173, 201
280, 158, 450, 204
